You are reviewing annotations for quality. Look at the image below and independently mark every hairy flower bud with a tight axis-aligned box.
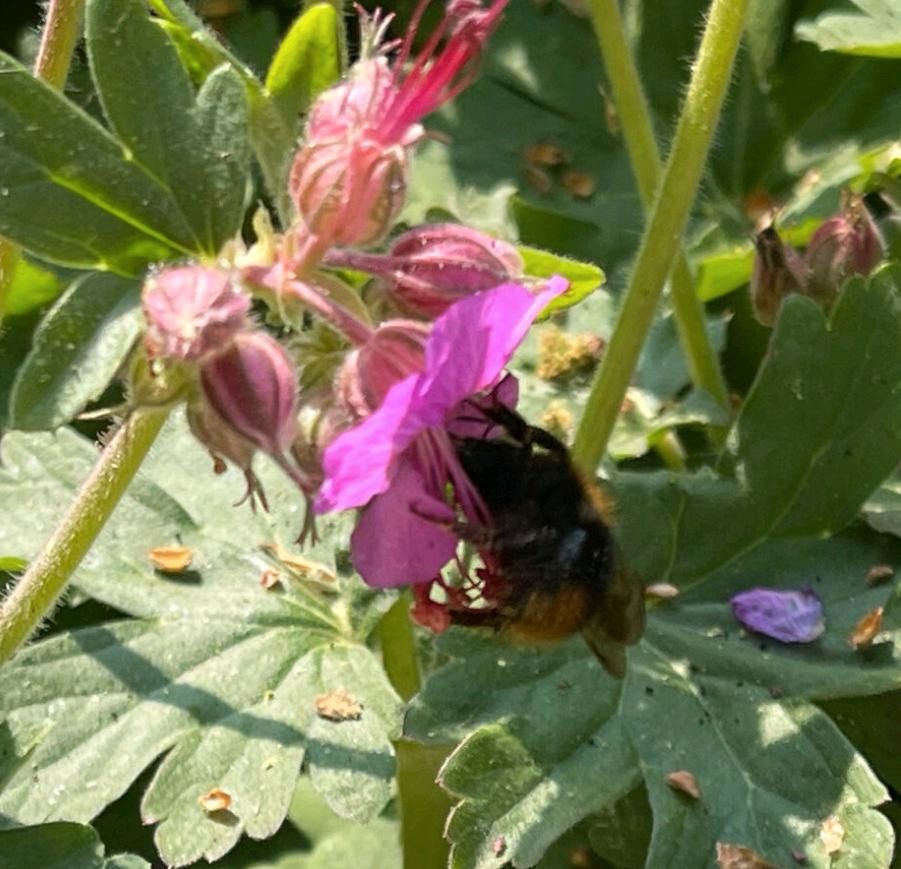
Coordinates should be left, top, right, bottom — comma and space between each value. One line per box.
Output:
750, 227, 809, 327
143, 266, 250, 362
290, 138, 407, 248
338, 224, 524, 318
336, 320, 430, 418
200, 331, 299, 457
805, 195, 884, 304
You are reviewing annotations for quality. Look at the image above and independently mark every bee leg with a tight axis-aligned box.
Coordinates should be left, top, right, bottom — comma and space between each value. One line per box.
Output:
479, 403, 569, 456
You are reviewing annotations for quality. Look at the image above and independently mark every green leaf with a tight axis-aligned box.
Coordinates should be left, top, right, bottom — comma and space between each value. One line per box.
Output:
148, 0, 296, 220
863, 470, 901, 538
194, 65, 252, 248
9, 273, 141, 431
266, 4, 341, 124
623, 649, 892, 867
3, 258, 62, 317
0, 52, 196, 271
615, 268, 901, 585
0, 420, 401, 867
0, 822, 149, 869
796, 0, 901, 58
86, 0, 250, 253
517, 246, 604, 318
440, 720, 639, 869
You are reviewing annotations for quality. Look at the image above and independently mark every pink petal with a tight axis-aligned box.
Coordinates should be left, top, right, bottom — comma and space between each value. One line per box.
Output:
350, 461, 457, 587
415, 278, 567, 426
316, 375, 420, 512
731, 587, 824, 643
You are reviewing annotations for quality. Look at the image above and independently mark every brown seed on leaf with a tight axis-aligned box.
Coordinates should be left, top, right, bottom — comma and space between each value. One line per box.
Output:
665, 770, 701, 800
198, 787, 232, 813
715, 842, 779, 869
819, 815, 845, 854
259, 568, 281, 590
848, 607, 883, 650
562, 170, 596, 199
524, 142, 568, 167
315, 688, 363, 722
646, 583, 680, 600
524, 164, 553, 195
865, 564, 894, 587
149, 546, 192, 573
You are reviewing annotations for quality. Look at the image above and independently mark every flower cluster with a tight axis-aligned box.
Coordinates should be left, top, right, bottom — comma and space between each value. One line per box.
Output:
750, 193, 884, 326
139, 0, 570, 600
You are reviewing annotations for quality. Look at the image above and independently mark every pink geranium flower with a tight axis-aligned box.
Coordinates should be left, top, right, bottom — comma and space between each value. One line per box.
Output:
316, 277, 567, 587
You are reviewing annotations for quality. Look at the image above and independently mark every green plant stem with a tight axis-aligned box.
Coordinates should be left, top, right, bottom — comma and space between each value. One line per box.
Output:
0, 408, 169, 665
378, 596, 452, 868
573, 0, 748, 473
587, 0, 730, 443
0, 0, 85, 323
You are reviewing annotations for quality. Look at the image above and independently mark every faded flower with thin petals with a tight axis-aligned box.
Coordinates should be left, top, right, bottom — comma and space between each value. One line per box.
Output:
316, 277, 568, 589
289, 0, 508, 247
731, 586, 824, 643
142, 266, 250, 362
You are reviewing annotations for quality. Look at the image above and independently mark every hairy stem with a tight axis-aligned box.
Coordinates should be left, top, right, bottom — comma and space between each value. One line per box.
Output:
573, 0, 748, 472
0, 0, 85, 323
379, 596, 452, 869
0, 409, 169, 664
588, 0, 729, 444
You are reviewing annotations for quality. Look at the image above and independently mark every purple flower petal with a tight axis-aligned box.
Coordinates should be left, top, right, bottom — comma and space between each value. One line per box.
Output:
316, 278, 568, 514
730, 587, 824, 643
350, 461, 457, 587
415, 278, 567, 426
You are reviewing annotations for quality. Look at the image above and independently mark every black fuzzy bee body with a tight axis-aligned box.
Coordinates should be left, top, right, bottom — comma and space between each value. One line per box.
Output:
451, 405, 645, 676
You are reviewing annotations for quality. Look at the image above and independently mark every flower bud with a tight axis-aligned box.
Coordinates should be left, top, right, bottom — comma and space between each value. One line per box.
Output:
199, 331, 299, 457
290, 139, 407, 248
805, 195, 884, 304
323, 224, 525, 318
143, 266, 249, 362
750, 227, 808, 327
336, 320, 429, 418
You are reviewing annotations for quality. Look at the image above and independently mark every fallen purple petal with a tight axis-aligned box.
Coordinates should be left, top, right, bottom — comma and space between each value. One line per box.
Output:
730, 587, 824, 643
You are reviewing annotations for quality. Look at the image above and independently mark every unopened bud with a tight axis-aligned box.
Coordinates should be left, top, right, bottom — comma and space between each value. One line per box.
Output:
324, 224, 524, 318
290, 139, 407, 248
200, 331, 299, 457
750, 227, 808, 327
336, 320, 429, 417
143, 266, 249, 362
805, 195, 884, 304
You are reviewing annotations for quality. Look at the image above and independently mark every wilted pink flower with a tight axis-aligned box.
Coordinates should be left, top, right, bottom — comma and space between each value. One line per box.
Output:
731, 586, 824, 643
324, 224, 524, 317
316, 277, 567, 588
750, 227, 808, 327
143, 266, 249, 361
289, 0, 508, 247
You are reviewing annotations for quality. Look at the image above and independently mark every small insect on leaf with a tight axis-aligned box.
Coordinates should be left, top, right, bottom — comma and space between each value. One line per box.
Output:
523, 142, 568, 168
865, 564, 894, 587
198, 787, 232, 813
315, 688, 363, 722
848, 607, 883, 649
491, 836, 506, 857
148, 545, 192, 573
820, 815, 845, 854
715, 842, 779, 869
665, 769, 701, 800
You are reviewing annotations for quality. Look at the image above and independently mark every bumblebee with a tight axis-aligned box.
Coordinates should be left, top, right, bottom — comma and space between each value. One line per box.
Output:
449, 404, 645, 677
